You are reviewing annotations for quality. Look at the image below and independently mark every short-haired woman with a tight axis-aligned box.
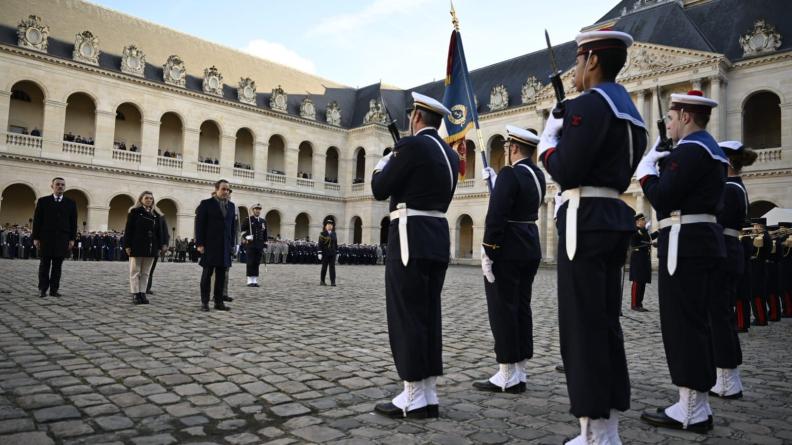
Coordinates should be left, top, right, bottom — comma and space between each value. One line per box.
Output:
124, 191, 167, 304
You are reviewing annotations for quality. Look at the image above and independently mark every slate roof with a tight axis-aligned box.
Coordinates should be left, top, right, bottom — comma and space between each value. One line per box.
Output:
3, 0, 790, 131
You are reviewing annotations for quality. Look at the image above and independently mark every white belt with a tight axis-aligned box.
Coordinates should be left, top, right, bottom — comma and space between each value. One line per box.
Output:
723, 228, 740, 238
507, 220, 536, 224
657, 211, 717, 275
560, 187, 621, 260
389, 203, 446, 266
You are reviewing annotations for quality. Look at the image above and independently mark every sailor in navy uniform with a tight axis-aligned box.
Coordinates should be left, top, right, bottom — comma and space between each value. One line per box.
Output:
475, 126, 544, 394
241, 203, 267, 287
629, 213, 656, 311
371, 92, 459, 419
779, 222, 792, 317
318, 217, 338, 286
708, 140, 756, 399
637, 90, 726, 432
537, 30, 645, 444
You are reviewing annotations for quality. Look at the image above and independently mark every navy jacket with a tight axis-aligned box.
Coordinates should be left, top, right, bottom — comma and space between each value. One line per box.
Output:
318, 230, 338, 255
372, 127, 459, 263
719, 177, 749, 274
241, 216, 267, 249
195, 197, 236, 268
483, 158, 545, 262
123, 207, 167, 257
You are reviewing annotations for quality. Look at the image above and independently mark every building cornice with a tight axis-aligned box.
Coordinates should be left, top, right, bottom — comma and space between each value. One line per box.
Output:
732, 51, 792, 69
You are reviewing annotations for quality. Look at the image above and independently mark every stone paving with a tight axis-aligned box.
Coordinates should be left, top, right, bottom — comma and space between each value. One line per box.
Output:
0, 258, 790, 445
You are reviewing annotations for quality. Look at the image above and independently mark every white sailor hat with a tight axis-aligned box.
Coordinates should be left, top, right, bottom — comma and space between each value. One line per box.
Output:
251, 203, 262, 209
505, 125, 539, 147
575, 29, 633, 55
718, 140, 744, 153
670, 90, 718, 115
411, 92, 451, 117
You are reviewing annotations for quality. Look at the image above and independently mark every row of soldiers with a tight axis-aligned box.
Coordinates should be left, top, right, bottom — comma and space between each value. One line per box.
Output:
241, 239, 385, 265
0, 226, 34, 259
739, 219, 792, 328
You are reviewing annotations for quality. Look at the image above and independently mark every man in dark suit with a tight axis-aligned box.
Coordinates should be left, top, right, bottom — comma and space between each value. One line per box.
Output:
318, 218, 338, 286
32, 177, 77, 297
195, 180, 235, 311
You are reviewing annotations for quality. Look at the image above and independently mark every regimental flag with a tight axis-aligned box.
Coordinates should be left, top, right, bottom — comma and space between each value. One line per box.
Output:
442, 29, 479, 180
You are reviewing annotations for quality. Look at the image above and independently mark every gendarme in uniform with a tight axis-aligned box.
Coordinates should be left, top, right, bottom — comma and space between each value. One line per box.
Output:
371, 92, 459, 419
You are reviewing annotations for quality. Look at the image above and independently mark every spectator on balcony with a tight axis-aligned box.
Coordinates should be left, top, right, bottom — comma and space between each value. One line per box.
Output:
130, 144, 138, 152
31, 128, 41, 137
164, 151, 172, 158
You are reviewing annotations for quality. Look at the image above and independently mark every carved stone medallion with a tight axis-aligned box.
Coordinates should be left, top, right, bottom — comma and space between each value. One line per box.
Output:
740, 20, 782, 57
363, 99, 387, 125
270, 85, 288, 113
203, 66, 223, 97
163, 55, 186, 88
326, 101, 342, 126
300, 98, 316, 120
121, 45, 146, 77
17, 15, 49, 53
619, 47, 674, 78
237, 77, 257, 105
521, 76, 543, 104
489, 84, 509, 111
73, 31, 100, 66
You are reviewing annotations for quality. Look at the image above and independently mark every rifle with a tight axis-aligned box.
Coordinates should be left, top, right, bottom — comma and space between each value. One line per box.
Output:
655, 86, 674, 152
379, 93, 401, 144
544, 30, 565, 118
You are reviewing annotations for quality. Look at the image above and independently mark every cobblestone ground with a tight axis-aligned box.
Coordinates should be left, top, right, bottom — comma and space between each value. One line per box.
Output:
0, 259, 790, 445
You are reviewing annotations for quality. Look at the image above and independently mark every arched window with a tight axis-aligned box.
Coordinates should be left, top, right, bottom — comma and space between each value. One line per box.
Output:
113, 103, 142, 150
267, 135, 286, 175
488, 135, 505, 172
64, 189, 89, 231
64, 92, 96, 143
351, 216, 363, 244
198, 120, 221, 163
457, 214, 474, 258
295, 213, 311, 240
464, 140, 477, 179
108, 195, 135, 232
8, 81, 44, 135
0, 183, 37, 227
156, 198, 178, 240
354, 148, 366, 184
325, 147, 339, 183
743, 92, 781, 149
159, 112, 184, 156
297, 142, 313, 179
265, 210, 282, 239
380, 216, 390, 245
235, 128, 254, 170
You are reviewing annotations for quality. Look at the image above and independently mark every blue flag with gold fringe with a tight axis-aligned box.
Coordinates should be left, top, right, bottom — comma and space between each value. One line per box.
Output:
442, 29, 478, 179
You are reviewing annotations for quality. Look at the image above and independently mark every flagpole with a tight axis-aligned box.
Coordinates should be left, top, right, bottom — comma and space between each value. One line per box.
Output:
450, 2, 491, 193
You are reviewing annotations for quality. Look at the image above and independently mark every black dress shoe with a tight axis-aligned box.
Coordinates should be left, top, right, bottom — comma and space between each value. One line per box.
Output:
214, 303, 230, 311
320, 281, 327, 286
555, 365, 565, 373
222, 296, 234, 302
50, 291, 62, 297
636, 307, 649, 312
472, 380, 526, 393
146, 290, 154, 295
247, 283, 256, 287
709, 390, 742, 399
139, 293, 150, 304
132, 294, 142, 305
641, 409, 713, 433
373, 402, 429, 419
39, 290, 46, 298
251, 283, 259, 287
201, 304, 210, 312
331, 283, 336, 287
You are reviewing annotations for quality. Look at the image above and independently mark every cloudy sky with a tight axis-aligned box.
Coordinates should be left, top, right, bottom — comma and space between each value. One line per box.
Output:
91, 0, 618, 89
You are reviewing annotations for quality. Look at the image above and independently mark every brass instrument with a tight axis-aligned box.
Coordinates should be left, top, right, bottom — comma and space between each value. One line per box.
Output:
768, 227, 792, 240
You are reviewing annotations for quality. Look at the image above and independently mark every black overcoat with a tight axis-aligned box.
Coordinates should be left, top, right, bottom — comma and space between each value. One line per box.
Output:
123, 207, 167, 257
195, 197, 235, 268
32, 195, 77, 258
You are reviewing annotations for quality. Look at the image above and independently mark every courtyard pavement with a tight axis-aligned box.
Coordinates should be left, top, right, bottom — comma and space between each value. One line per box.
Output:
0, 259, 790, 444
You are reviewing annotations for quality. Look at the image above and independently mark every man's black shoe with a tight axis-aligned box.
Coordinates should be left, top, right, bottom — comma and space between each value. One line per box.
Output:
139, 293, 150, 304
132, 294, 142, 305
640, 409, 713, 433
201, 304, 210, 312
331, 283, 336, 287
709, 390, 742, 399
247, 283, 256, 287
146, 290, 154, 295
222, 296, 234, 302
50, 291, 62, 297
320, 281, 327, 286
214, 303, 230, 311
39, 290, 46, 298
251, 283, 259, 287
373, 402, 429, 419
472, 380, 526, 393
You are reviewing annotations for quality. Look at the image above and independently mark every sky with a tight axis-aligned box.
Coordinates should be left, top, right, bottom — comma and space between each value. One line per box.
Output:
89, 0, 619, 89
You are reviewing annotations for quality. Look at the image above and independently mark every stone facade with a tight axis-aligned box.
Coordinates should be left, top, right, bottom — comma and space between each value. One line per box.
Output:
1, 3, 791, 265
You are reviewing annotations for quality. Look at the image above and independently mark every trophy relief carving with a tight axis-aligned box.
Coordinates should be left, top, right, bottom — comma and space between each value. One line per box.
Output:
73, 31, 100, 66
326, 101, 342, 126
363, 99, 387, 125
521, 76, 543, 104
17, 15, 49, 53
270, 85, 288, 112
740, 20, 782, 57
121, 45, 146, 77
203, 66, 224, 97
489, 84, 509, 111
300, 98, 316, 120
163, 55, 186, 87
237, 77, 257, 105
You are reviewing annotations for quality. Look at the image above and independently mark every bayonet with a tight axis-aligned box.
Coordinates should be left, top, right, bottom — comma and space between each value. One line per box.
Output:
379, 92, 400, 144
655, 86, 674, 152
544, 30, 566, 118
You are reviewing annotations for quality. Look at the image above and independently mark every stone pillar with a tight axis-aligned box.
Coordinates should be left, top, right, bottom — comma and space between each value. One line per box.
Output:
182, 127, 200, 175
472, 223, 485, 263
780, 103, 792, 151
649, 89, 660, 143
545, 200, 556, 262
313, 151, 325, 184
449, 226, 459, 259
0, 90, 11, 141
140, 119, 160, 169
309, 223, 322, 243
254, 141, 268, 183
692, 79, 703, 91
93, 109, 116, 164
176, 212, 195, 239
636, 90, 647, 123
87, 205, 109, 232
709, 76, 725, 140
286, 146, 299, 178
41, 99, 68, 157
220, 135, 236, 178
281, 219, 296, 241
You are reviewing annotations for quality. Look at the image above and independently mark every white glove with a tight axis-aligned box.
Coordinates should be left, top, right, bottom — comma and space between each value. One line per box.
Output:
481, 167, 497, 189
374, 152, 393, 172
537, 114, 563, 159
645, 221, 652, 232
318, 253, 322, 261
245, 235, 253, 241
481, 247, 495, 283
554, 192, 567, 219
635, 137, 671, 179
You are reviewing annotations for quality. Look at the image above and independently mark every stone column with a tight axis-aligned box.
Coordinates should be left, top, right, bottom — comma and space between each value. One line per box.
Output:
87, 205, 109, 232
309, 223, 322, 243
313, 151, 326, 184
472, 223, 485, 263
140, 119, 161, 169
281, 219, 296, 241
41, 99, 68, 158
636, 90, 647, 124
649, 89, 660, 143
286, 146, 299, 179
176, 212, 195, 238
709, 76, 724, 140
93, 109, 116, 164
0, 90, 11, 142
449, 226, 459, 259
692, 79, 703, 91
780, 103, 792, 151
182, 127, 200, 176
220, 135, 236, 178
545, 200, 556, 262
253, 141, 268, 183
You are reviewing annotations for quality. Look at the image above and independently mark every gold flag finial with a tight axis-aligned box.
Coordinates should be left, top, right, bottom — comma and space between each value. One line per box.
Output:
450, 0, 460, 31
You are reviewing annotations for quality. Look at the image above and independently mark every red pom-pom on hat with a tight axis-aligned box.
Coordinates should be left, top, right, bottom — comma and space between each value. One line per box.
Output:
687, 90, 704, 96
